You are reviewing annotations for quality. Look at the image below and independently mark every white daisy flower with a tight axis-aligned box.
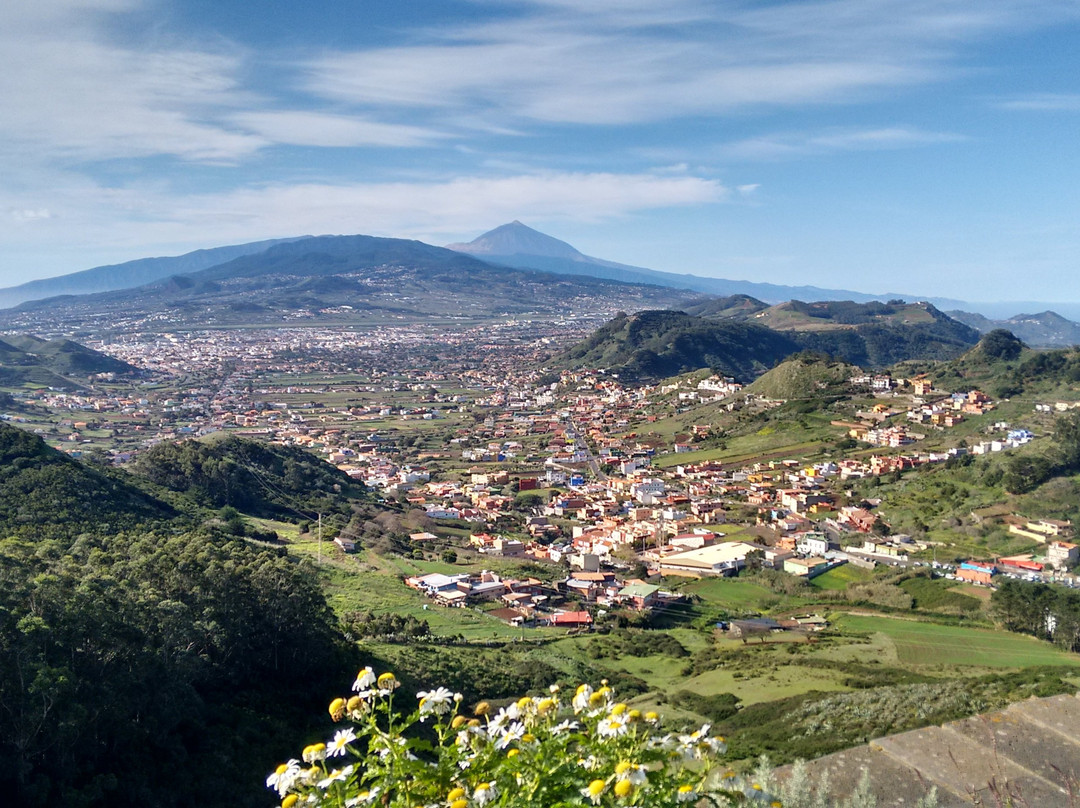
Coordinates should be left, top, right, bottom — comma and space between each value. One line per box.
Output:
326, 727, 357, 757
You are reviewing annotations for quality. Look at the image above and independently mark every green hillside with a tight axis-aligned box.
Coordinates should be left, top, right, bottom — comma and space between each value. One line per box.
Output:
132, 434, 369, 520
0, 423, 176, 535
553, 310, 801, 383
743, 355, 860, 400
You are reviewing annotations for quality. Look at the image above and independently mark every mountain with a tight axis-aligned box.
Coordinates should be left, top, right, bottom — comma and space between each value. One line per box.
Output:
448, 221, 990, 313
0, 334, 138, 388
0, 234, 693, 332
0, 238, 305, 310
552, 310, 802, 383
555, 304, 980, 383
948, 309, 1080, 347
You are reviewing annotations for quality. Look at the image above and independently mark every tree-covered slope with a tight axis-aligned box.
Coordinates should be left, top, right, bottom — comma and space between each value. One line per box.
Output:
553, 310, 802, 383
0, 425, 361, 807
132, 434, 368, 520
0, 423, 176, 535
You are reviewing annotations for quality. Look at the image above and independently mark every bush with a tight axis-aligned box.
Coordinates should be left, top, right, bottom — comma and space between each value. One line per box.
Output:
267, 671, 777, 808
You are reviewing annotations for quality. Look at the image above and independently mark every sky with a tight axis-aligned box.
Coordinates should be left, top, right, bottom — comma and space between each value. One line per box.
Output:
2, 0, 1080, 303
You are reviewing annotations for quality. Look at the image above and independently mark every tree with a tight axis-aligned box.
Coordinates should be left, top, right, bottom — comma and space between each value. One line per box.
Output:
980, 329, 1023, 360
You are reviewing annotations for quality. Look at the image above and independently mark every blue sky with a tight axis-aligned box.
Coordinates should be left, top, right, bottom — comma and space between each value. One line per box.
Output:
2, 0, 1079, 303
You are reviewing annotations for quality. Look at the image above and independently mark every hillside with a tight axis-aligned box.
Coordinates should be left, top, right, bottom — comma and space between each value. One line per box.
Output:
553, 310, 801, 383
0, 334, 138, 388
132, 434, 369, 520
742, 355, 860, 400
555, 306, 980, 383
0, 423, 176, 535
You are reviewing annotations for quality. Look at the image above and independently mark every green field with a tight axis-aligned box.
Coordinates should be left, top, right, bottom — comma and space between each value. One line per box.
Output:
835, 613, 1080, 668
810, 564, 876, 591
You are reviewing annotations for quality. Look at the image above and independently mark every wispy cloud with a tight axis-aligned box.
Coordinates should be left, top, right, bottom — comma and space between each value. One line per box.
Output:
995, 93, 1080, 111
229, 111, 446, 149
720, 127, 965, 161
304, 1, 1079, 126
0, 171, 727, 263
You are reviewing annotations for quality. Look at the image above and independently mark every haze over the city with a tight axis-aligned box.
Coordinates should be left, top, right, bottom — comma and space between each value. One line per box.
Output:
3, 0, 1079, 302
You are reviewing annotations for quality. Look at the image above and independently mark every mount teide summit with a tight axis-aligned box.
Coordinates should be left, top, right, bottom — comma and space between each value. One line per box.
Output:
448, 221, 909, 305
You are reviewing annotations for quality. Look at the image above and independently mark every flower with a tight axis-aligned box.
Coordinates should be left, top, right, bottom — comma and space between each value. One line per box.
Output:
376, 672, 398, 693
418, 687, 457, 719
614, 779, 634, 799
582, 779, 606, 804
495, 721, 525, 750
615, 761, 648, 786
676, 785, 697, 802
282, 795, 298, 808
597, 713, 628, 737
302, 743, 326, 763
317, 764, 354, 789
329, 698, 346, 721
473, 781, 497, 806
572, 684, 593, 713
266, 759, 301, 797
344, 787, 380, 807
352, 667, 377, 693
552, 719, 580, 734
326, 727, 357, 758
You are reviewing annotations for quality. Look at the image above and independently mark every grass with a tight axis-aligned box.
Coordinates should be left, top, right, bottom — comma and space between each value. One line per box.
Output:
678, 664, 850, 705
835, 613, 1080, 668
811, 564, 876, 591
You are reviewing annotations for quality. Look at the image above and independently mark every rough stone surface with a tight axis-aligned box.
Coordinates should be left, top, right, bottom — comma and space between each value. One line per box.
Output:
776, 693, 1080, 805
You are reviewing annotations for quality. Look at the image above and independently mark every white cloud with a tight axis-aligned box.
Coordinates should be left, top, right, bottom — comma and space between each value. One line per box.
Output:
9, 208, 53, 224
229, 111, 446, 148
0, 171, 727, 278
720, 127, 965, 161
995, 93, 1080, 111
304, 1, 1080, 126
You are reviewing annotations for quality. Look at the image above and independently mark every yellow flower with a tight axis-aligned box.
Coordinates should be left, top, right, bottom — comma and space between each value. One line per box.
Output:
448, 787, 466, 802
516, 696, 532, 711
328, 697, 346, 721
451, 715, 468, 729
346, 696, 363, 712
615, 761, 632, 776
521, 733, 535, 743
467, 718, 481, 728
537, 697, 555, 714
507, 749, 520, 758
377, 672, 398, 689
611, 702, 627, 716
274, 763, 288, 775
584, 779, 606, 803
282, 795, 298, 808
474, 701, 491, 716
645, 711, 660, 723
615, 780, 634, 798
451, 801, 468, 808
628, 709, 641, 722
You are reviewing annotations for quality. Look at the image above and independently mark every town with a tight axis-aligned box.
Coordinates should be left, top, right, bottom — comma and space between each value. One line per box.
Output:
5, 322, 1076, 634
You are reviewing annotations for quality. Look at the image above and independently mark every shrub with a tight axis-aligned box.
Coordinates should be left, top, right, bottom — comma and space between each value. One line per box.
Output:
268, 670, 780, 807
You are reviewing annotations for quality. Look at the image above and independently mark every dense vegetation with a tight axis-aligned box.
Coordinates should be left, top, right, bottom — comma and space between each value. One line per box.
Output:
555, 310, 801, 383
0, 423, 175, 535
0, 427, 362, 807
133, 435, 367, 519
556, 306, 980, 383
